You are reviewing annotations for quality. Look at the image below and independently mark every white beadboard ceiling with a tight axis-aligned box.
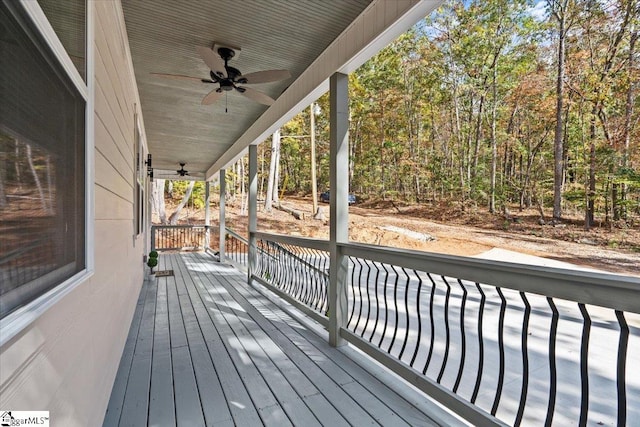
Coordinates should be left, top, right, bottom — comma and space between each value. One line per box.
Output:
121, 0, 441, 181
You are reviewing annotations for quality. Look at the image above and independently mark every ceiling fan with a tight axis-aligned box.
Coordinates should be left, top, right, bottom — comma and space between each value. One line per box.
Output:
152, 163, 204, 180
176, 163, 189, 177
151, 46, 291, 107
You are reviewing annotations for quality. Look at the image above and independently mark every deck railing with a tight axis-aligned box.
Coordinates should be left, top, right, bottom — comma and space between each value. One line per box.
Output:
225, 228, 249, 267
252, 232, 330, 326
248, 231, 640, 427
151, 225, 217, 251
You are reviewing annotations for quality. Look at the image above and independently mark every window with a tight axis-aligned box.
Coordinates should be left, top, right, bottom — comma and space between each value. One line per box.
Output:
134, 118, 145, 236
37, 0, 86, 80
0, 2, 86, 319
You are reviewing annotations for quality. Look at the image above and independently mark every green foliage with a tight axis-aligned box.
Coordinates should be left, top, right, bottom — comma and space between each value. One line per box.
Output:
149, 251, 158, 258
167, 180, 206, 209
237, 0, 640, 225
147, 257, 158, 269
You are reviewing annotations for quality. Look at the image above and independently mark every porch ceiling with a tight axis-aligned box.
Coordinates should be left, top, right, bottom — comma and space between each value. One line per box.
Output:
121, 0, 441, 181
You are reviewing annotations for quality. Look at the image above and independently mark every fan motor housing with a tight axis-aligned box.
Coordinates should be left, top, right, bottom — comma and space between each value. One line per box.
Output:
220, 80, 234, 91
217, 47, 235, 61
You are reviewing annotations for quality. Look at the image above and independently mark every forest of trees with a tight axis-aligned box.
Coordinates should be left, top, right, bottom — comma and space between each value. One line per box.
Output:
171, 0, 640, 229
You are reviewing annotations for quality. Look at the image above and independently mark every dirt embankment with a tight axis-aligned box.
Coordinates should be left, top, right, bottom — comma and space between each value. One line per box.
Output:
160, 196, 640, 276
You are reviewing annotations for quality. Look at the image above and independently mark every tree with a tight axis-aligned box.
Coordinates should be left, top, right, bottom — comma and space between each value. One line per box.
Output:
264, 130, 281, 211
168, 180, 195, 224
568, 0, 638, 227
243, 0, 639, 227
547, 0, 577, 221
620, 18, 638, 218
152, 179, 167, 224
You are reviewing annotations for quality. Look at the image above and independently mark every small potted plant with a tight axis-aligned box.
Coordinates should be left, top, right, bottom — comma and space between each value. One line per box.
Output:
147, 251, 159, 274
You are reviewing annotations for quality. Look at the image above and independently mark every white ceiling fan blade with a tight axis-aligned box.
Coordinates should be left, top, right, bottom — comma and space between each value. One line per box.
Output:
238, 87, 274, 106
241, 69, 291, 84
196, 46, 226, 77
151, 72, 208, 83
201, 89, 223, 105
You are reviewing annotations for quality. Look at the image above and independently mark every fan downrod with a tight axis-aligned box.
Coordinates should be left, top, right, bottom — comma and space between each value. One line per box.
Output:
217, 47, 235, 61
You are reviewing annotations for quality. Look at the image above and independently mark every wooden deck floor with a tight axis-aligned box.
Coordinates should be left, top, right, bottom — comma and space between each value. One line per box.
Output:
102, 252, 442, 427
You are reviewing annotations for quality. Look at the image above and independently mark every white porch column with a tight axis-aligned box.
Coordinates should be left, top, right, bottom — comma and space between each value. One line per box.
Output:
219, 169, 226, 262
329, 72, 349, 347
204, 181, 211, 250
248, 145, 258, 282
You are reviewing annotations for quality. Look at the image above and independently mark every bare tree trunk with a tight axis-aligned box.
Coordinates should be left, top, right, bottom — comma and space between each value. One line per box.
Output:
265, 130, 280, 211
45, 155, 54, 210
234, 162, 240, 197
167, 180, 174, 198
489, 67, 498, 214
273, 130, 281, 204
379, 102, 386, 198
549, 0, 569, 221
620, 30, 637, 219
586, 108, 597, 229
25, 143, 51, 214
471, 91, 486, 187
168, 180, 194, 225
14, 140, 22, 191
452, 86, 466, 202
259, 144, 265, 199
0, 152, 6, 208
310, 103, 319, 215
152, 179, 167, 224
240, 156, 246, 216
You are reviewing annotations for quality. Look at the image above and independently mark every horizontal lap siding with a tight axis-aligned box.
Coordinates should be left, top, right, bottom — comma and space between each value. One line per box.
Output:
93, 1, 145, 424
0, 2, 145, 426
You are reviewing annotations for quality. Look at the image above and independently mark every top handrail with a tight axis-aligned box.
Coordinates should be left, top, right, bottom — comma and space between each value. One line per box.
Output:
226, 228, 249, 244
253, 231, 330, 252
251, 231, 640, 314
152, 224, 211, 229
340, 242, 640, 313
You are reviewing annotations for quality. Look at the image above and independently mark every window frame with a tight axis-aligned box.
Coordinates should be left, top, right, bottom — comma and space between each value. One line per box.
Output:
134, 112, 146, 239
0, 0, 94, 346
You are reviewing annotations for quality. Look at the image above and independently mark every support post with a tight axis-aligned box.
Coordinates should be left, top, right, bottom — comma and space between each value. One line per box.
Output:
248, 145, 258, 282
204, 181, 211, 250
310, 102, 318, 215
329, 72, 349, 347
219, 169, 226, 262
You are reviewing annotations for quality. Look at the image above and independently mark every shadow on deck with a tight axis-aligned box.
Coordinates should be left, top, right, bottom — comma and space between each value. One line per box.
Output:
102, 252, 444, 426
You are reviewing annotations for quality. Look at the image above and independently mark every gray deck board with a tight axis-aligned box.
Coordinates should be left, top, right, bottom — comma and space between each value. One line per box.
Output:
229, 266, 437, 426
196, 262, 375, 426
103, 252, 439, 427
148, 276, 175, 427
198, 270, 324, 427
117, 276, 158, 427
206, 257, 424, 427
177, 269, 263, 427
102, 276, 150, 426
167, 255, 206, 427
174, 254, 269, 427
170, 254, 234, 426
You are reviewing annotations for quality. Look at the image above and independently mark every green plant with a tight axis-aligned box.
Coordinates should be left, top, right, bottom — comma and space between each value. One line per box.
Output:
149, 250, 159, 259
147, 256, 158, 273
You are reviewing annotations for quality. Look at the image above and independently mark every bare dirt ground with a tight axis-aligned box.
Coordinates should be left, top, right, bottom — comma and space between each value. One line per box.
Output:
165, 196, 640, 276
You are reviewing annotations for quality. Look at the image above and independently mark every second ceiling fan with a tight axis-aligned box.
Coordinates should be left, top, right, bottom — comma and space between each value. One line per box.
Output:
152, 46, 291, 106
